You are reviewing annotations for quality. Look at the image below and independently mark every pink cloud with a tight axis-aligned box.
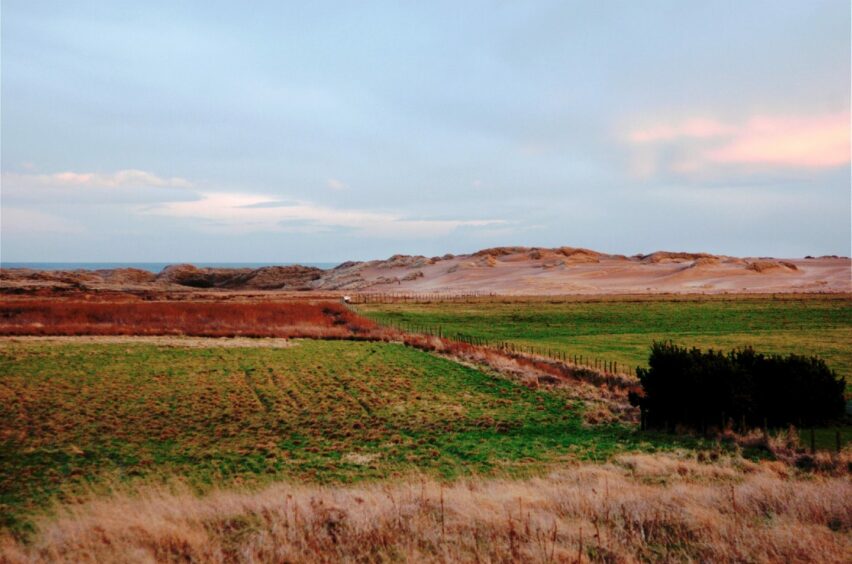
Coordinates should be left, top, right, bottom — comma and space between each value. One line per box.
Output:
707, 113, 850, 168
17, 169, 193, 188
626, 111, 850, 173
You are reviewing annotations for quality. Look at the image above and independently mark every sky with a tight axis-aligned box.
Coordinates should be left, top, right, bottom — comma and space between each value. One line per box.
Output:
1, 0, 850, 262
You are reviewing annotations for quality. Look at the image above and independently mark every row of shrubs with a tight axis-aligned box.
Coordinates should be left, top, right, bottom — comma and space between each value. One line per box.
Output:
630, 342, 846, 430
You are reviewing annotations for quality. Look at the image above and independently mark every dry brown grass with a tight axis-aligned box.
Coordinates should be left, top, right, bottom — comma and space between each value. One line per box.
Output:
0, 300, 376, 338
0, 335, 297, 349
722, 427, 852, 475
2, 453, 849, 563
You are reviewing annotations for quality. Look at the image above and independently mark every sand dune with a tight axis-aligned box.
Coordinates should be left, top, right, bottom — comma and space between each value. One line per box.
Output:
2, 247, 849, 295
318, 247, 850, 295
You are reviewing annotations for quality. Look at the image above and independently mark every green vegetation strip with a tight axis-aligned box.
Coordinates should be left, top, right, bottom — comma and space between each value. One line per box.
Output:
0, 339, 683, 536
359, 296, 852, 389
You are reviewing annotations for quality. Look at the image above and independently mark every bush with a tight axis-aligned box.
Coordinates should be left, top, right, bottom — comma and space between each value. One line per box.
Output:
633, 342, 846, 430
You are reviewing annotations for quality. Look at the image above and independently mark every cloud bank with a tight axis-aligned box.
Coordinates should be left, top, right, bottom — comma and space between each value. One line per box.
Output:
3, 168, 505, 241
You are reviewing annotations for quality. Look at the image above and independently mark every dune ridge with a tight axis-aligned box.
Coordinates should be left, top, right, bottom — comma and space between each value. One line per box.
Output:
2, 247, 849, 295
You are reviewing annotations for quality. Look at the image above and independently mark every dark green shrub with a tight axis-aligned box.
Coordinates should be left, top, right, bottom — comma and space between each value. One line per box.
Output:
633, 342, 845, 430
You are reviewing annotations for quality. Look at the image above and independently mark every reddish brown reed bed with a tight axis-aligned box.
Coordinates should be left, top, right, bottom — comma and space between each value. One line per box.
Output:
0, 300, 376, 338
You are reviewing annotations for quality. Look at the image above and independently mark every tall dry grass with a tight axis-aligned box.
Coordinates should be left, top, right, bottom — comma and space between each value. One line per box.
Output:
2, 452, 849, 563
0, 300, 376, 338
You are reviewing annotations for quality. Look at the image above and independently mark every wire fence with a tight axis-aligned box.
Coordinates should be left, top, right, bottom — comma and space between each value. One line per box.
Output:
347, 291, 497, 304
370, 316, 639, 378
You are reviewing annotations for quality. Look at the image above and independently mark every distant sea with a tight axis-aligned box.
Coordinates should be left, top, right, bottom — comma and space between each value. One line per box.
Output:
0, 262, 339, 273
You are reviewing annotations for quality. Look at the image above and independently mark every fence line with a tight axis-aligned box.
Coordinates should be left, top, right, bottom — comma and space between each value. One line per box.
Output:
348, 291, 497, 304
367, 315, 638, 379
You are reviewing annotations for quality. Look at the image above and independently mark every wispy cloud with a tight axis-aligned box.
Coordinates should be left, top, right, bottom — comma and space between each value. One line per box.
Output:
626, 111, 850, 177
146, 192, 505, 237
3, 168, 505, 239
2, 169, 197, 205
5, 169, 192, 189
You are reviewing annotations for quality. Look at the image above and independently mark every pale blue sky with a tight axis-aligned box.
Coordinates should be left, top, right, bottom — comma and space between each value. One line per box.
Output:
2, 1, 849, 262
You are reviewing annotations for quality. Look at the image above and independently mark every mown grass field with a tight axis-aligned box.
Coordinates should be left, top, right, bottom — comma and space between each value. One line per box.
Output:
359, 295, 852, 389
0, 339, 681, 536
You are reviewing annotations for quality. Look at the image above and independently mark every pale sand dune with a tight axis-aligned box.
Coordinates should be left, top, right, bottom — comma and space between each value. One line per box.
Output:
2, 247, 850, 295
321, 249, 850, 295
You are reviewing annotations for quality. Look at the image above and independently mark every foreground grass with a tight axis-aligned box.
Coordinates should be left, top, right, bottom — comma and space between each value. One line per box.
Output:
359, 295, 852, 387
0, 339, 685, 537
3, 452, 849, 563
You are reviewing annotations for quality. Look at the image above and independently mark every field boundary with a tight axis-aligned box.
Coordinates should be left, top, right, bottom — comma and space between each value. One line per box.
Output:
347, 291, 852, 304
352, 306, 640, 380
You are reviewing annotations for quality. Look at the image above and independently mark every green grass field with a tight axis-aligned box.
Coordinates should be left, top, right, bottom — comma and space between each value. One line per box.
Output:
0, 339, 682, 535
359, 296, 852, 388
